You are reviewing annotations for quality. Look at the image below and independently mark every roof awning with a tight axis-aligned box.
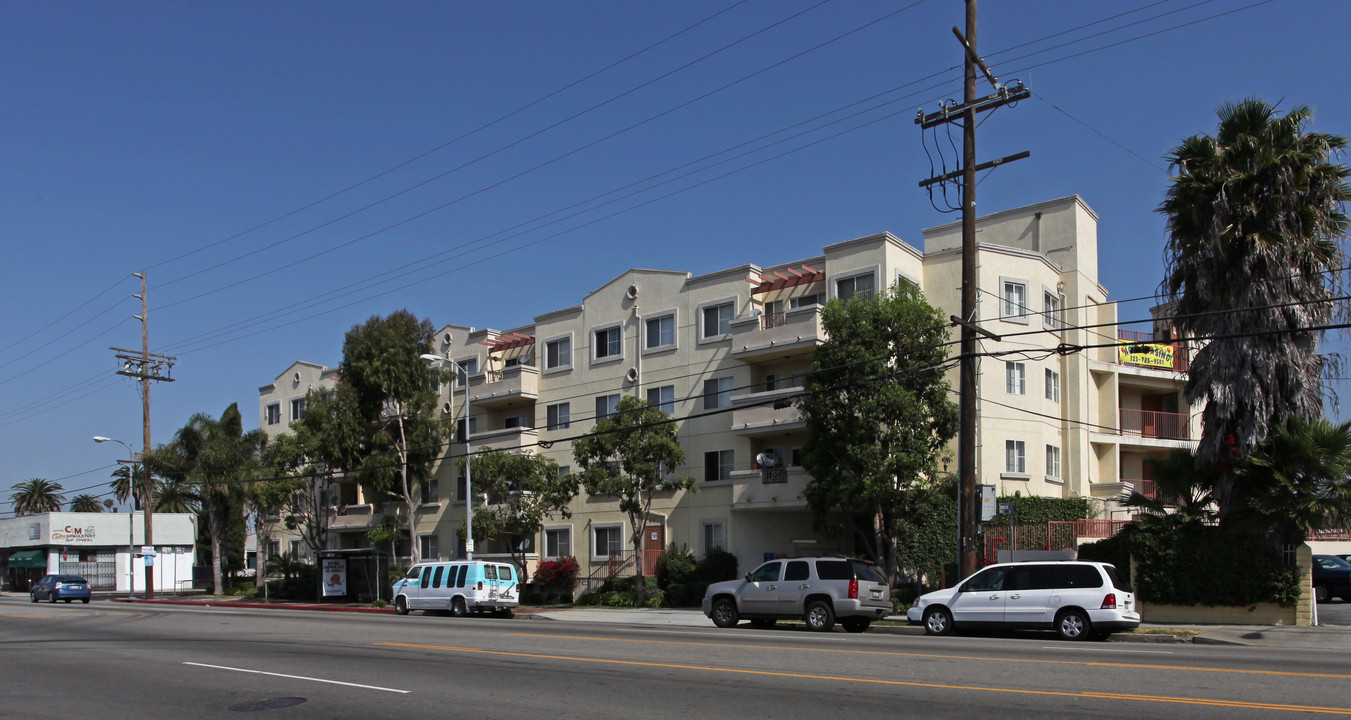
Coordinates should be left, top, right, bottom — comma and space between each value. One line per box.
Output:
747, 264, 825, 301
8, 549, 46, 568
479, 333, 536, 355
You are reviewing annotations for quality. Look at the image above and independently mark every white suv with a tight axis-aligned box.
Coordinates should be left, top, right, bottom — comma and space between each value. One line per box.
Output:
906, 561, 1139, 640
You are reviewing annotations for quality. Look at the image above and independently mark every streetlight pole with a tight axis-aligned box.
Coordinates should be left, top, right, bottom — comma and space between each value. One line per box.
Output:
420, 353, 473, 560
93, 436, 138, 598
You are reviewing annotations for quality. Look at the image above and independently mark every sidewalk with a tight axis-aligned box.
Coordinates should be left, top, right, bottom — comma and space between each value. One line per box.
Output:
97, 595, 1351, 648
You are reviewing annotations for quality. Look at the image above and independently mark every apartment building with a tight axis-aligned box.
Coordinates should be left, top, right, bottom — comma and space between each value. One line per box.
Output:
257, 195, 1198, 581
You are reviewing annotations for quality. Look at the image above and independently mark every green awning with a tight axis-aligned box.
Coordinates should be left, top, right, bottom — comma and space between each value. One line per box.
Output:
8, 549, 46, 569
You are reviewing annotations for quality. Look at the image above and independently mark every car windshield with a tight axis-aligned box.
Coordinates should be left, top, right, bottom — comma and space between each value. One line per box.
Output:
59, 576, 86, 583
1103, 565, 1132, 593
851, 560, 886, 584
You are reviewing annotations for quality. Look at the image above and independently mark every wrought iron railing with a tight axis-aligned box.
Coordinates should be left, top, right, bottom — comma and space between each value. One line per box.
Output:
1120, 408, 1190, 441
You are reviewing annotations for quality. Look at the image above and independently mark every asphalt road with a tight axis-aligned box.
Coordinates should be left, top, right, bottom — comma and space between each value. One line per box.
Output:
5, 597, 1351, 719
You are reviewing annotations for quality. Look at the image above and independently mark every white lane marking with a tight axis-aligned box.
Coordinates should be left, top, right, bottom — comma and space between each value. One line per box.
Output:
1043, 646, 1175, 655
183, 662, 410, 693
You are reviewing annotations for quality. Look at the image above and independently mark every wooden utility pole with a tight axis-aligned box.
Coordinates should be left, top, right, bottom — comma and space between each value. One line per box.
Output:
112, 271, 175, 599
916, 0, 1028, 580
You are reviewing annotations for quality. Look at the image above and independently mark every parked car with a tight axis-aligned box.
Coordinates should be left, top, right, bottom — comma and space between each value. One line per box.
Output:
906, 561, 1138, 641
391, 560, 519, 617
30, 574, 91, 604
701, 556, 891, 633
1312, 555, 1351, 603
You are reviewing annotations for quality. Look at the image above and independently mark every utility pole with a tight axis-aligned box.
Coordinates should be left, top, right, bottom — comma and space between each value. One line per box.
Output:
916, 0, 1028, 580
111, 271, 175, 599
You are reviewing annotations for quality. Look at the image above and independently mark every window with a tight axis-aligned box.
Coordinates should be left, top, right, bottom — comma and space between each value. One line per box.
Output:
455, 416, 478, 442
595, 394, 621, 421
645, 314, 675, 349
557, 465, 571, 477
646, 385, 675, 414
750, 562, 781, 582
701, 520, 725, 556
545, 527, 571, 558
1005, 362, 1026, 395
267, 540, 280, 560
1002, 280, 1028, 320
420, 534, 439, 561
504, 414, 532, 429
290, 397, 306, 422
704, 450, 734, 482
790, 293, 822, 309
1045, 368, 1060, 403
703, 376, 733, 409
289, 539, 302, 557
547, 402, 571, 431
545, 337, 571, 370
593, 525, 623, 559
1005, 440, 1026, 474
836, 273, 875, 302
455, 357, 478, 387
421, 478, 439, 504
265, 403, 281, 425
594, 326, 622, 360
701, 302, 734, 339
1043, 290, 1063, 330
1046, 445, 1062, 480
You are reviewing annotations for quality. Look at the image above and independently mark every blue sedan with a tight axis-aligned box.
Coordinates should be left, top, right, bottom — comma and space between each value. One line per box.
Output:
30, 574, 91, 604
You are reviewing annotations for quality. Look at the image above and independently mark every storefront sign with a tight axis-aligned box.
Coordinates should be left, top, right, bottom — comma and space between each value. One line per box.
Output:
322, 559, 347, 597
50, 524, 97, 543
1118, 341, 1175, 369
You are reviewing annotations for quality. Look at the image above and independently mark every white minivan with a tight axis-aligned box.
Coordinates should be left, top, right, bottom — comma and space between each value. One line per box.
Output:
906, 561, 1139, 640
392, 560, 520, 618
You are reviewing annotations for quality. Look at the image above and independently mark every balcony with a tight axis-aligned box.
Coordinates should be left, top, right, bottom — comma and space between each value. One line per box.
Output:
730, 467, 811, 511
470, 426, 539, 452
466, 365, 538, 410
1117, 330, 1189, 373
729, 306, 823, 362
328, 503, 378, 531
1120, 409, 1190, 441
730, 387, 804, 437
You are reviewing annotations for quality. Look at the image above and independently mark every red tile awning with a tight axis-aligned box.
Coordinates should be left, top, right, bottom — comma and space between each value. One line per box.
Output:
479, 333, 536, 354
747, 264, 824, 296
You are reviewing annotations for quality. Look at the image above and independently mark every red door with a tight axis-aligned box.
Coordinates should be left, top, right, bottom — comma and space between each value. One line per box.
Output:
643, 525, 665, 576
1141, 395, 1164, 438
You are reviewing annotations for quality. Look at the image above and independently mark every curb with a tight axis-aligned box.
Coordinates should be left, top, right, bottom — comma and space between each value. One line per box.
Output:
111, 597, 396, 614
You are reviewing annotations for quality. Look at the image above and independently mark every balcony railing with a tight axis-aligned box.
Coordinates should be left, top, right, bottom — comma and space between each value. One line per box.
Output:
1120, 408, 1190, 441
762, 311, 787, 329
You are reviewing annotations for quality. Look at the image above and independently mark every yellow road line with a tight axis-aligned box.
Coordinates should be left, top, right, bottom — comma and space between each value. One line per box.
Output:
0, 613, 51, 619
508, 632, 1351, 680
378, 642, 1351, 715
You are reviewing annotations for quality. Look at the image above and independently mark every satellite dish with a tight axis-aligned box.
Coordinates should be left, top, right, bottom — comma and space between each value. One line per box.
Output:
756, 451, 780, 468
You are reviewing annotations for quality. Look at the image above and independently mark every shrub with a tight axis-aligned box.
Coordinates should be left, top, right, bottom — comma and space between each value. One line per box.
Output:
576, 575, 660, 607
370, 599, 387, 609
533, 557, 580, 589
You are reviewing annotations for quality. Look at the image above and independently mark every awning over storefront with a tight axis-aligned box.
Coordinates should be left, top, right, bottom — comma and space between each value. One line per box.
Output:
8, 549, 46, 568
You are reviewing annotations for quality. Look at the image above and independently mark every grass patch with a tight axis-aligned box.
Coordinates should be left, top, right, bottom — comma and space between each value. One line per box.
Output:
1126, 627, 1203, 638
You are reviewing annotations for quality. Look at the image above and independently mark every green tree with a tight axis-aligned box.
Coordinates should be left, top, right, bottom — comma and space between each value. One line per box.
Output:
339, 310, 441, 564
1122, 449, 1218, 530
109, 465, 138, 509
9, 478, 65, 515
1233, 417, 1351, 547
573, 395, 695, 606
146, 403, 266, 595
798, 280, 958, 582
1160, 98, 1350, 519
465, 448, 579, 583
893, 473, 956, 591
69, 494, 103, 513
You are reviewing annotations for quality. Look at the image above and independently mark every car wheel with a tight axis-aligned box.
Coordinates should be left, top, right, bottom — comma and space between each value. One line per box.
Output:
710, 598, 739, 628
923, 607, 953, 636
748, 618, 777, 629
841, 618, 871, 633
1315, 585, 1330, 603
49, 593, 58, 604
451, 598, 468, 618
64, 599, 72, 603
1056, 609, 1091, 641
492, 608, 513, 619
394, 596, 410, 616
804, 600, 835, 632
30, 592, 38, 603
81, 598, 90, 605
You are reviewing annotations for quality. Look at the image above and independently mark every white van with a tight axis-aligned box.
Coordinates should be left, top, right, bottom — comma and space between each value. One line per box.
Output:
392, 560, 520, 618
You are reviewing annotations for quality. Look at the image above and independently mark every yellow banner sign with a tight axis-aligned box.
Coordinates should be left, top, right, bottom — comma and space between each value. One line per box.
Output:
1118, 341, 1174, 369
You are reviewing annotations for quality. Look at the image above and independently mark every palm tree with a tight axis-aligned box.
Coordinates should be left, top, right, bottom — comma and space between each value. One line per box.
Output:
109, 464, 141, 510
146, 403, 265, 595
1160, 98, 1351, 520
1233, 417, 1351, 547
9, 478, 65, 515
1122, 449, 1218, 529
69, 494, 104, 513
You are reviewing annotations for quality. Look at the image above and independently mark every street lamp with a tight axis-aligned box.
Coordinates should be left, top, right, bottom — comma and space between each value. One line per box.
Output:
420, 353, 474, 560
93, 436, 140, 598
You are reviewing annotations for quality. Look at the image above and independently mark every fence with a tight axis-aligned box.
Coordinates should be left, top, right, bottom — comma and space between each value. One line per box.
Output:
581, 549, 665, 594
982, 519, 1132, 562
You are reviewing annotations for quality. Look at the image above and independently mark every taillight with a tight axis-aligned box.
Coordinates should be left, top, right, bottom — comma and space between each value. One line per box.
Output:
477, 581, 483, 590
54, 582, 63, 590
848, 578, 858, 599
1100, 593, 1117, 609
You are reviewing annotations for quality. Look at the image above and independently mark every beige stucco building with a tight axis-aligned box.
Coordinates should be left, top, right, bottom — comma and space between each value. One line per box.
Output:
257, 195, 1198, 583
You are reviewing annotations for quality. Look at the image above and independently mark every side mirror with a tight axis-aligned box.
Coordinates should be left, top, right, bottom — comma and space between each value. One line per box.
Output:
745, 572, 754, 582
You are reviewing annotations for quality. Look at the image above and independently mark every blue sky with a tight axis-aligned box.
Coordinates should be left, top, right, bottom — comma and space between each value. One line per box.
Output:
2, 0, 1348, 514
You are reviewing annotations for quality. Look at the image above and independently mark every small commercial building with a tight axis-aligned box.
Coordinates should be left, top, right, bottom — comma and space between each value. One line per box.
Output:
1, 511, 197, 594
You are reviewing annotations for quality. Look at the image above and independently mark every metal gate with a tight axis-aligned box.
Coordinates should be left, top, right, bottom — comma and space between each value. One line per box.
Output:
61, 550, 116, 589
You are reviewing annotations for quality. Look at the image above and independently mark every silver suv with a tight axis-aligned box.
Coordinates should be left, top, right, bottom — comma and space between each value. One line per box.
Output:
701, 557, 892, 633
